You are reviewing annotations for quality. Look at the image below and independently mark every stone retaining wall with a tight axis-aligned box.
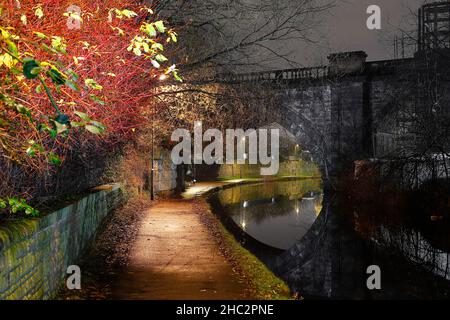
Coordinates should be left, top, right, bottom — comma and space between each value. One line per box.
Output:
153, 150, 178, 193
217, 160, 321, 179
0, 184, 123, 300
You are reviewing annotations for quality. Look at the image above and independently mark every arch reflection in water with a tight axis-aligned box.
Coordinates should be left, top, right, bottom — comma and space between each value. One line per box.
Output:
216, 180, 323, 250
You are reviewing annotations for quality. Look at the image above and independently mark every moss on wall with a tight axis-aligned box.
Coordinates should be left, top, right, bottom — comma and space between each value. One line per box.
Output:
0, 184, 123, 300
217, 160, 321, 179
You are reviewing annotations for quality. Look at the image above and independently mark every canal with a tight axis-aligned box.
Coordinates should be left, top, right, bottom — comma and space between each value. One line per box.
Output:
207, 179, 450, 299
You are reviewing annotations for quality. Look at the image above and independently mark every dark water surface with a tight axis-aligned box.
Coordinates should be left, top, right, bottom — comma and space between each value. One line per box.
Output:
207, 179, 450, 299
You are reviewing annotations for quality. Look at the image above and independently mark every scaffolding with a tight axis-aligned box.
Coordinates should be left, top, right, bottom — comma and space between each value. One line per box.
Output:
418, 2, 450, 52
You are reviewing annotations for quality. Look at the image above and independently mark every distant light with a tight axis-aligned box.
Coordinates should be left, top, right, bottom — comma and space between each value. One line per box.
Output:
193, 179, 197, 183
159, 74, 168, 81
241, 221, 246, 230
243, 201, 248, 208
243, 153, 248, 160
241, 137, 246, 141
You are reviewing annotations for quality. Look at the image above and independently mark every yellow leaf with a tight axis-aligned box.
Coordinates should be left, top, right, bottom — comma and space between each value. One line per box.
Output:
40, 61, 52, 67
79, 41, 90, 49
20, 14, 27, 25
0, 28, 10, 39
0, 54, 15, 68
63, 12, 82, 22
133, 47, 142, 56
110, 26, 125, 36
35, 7, 44, 19
142, 42, 150, 53
140, 7, 154, 14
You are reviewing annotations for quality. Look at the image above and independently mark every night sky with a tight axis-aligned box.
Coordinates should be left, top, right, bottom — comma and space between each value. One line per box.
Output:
286, 0, 431, 67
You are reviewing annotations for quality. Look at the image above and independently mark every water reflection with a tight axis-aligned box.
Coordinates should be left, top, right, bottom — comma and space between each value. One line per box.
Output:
216, 180, 323, 250
208, 179, 450, 299
274, 196, 450, 299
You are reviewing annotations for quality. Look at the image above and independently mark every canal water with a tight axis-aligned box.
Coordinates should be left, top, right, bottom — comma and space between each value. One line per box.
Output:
207, 179, 450, 299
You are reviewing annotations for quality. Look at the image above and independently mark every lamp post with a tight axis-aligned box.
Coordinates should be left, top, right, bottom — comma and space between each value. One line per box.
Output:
150, 116, 155, 201
150, 73, 167, 200
150, 158, 154, 200
150, 128, 162, 201
240, 136, 246, 179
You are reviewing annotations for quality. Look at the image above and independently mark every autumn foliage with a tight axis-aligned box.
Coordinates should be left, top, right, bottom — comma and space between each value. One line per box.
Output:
0, 0, 179, 213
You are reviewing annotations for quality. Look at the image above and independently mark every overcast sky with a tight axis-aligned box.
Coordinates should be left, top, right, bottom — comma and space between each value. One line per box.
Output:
287, 0, 430, 66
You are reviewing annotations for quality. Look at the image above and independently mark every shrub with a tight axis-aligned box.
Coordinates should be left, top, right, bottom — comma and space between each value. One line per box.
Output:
0, 0, 180, 216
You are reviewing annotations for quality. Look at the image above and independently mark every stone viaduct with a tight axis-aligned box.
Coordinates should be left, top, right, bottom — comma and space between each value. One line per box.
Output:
207, 2, 450, 177
166, 2, 450, 179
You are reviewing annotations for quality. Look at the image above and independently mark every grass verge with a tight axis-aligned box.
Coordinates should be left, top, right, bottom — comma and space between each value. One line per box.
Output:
195, 198, 292, 300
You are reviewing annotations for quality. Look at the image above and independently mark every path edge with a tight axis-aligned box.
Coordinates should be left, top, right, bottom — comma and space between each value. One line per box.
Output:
195, 198, 292, 300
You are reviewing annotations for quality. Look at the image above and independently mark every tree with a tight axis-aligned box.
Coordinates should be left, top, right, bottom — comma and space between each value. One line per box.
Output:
149, 0, 337, 169
156, 0, 335, 74
0, 0, 180, 215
